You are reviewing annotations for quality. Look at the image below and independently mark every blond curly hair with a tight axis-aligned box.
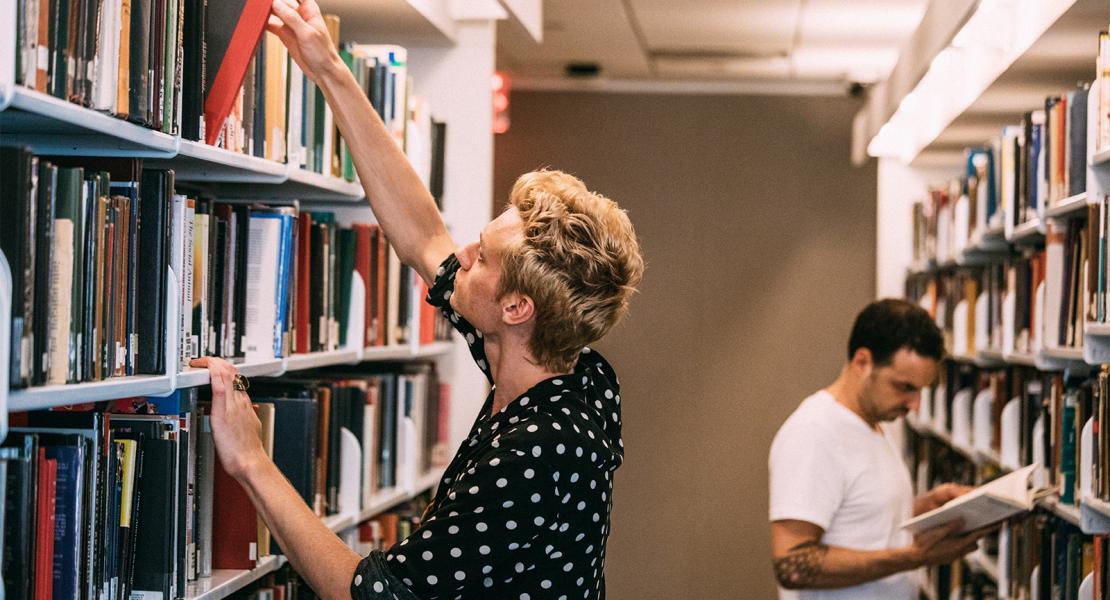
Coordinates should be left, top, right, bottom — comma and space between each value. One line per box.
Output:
497, 170, 645, 373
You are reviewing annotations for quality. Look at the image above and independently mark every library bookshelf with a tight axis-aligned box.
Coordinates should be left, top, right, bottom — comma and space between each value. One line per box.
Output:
0, 0, 506, 597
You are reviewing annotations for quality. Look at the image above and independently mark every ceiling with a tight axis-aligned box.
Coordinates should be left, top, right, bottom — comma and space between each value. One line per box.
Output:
497, 0, 929, 95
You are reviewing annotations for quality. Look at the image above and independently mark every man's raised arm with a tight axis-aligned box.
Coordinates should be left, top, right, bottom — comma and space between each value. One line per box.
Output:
268, 0, 455, 285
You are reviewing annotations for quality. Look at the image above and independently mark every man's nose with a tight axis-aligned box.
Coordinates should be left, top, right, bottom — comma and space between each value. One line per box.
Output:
907, 392, 921, 411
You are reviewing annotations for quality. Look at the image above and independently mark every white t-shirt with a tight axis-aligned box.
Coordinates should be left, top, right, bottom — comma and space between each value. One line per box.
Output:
768, 390, 916, 600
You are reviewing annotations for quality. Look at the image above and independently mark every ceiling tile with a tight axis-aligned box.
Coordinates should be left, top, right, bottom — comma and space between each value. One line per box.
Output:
630, 0, 802, 55
798, 0, 926, 46
498, 0, 651, 78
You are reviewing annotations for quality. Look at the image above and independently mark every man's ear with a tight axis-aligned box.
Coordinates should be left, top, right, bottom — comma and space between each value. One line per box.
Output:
850, 347, 873, 376
501, 291, 535, 326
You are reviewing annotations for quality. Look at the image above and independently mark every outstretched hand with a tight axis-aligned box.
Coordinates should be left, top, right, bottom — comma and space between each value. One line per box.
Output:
190, 356, 266, 481
267, 0, 341, 84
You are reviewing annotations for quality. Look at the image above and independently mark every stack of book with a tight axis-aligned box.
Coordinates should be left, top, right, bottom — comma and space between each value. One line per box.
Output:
1, 360, 450, 599
10, 1, 448, 190
1, 148, 454, 391
0, 149, 175, 389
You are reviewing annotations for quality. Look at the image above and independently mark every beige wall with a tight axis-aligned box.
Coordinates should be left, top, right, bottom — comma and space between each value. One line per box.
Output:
493, 91, 877, 599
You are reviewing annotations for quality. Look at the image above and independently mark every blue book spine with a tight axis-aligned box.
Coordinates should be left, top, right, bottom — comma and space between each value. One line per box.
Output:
47, 443, 86, 599
273, 214, 295, 357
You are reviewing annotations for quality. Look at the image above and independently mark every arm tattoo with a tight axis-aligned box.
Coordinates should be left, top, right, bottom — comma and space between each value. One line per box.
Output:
773, 541, 829, 589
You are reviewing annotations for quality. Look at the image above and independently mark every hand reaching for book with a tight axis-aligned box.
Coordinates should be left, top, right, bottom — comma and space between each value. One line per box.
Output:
268, 0, 343, 85
191, 357, 267, 481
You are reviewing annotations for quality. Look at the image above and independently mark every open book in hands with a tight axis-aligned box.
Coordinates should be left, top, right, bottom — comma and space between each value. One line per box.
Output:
901, 465, 1053, 535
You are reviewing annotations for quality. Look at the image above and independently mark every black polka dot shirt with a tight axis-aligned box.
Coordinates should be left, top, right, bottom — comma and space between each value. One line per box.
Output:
351, 254, 624, 600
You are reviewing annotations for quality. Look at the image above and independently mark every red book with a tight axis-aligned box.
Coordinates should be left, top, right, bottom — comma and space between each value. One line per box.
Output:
211, 406, 260, 570
203, 0, 273, 145
295, 213, 313, 354
35, 449, 57, 600
1095, 536, 1103, 600
419, 280, 435, 345
370, 226, 386, 347
353, 224, 373, 348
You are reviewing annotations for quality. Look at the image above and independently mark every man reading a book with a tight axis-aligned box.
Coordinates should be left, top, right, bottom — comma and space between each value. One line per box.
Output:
768, 299, 982, 599
189, 1, 644, 599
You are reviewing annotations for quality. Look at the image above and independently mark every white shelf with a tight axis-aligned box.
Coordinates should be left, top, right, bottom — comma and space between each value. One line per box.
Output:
949, 352, 978, 365
11, 341, 455, 411
965, 549, 999, 582
415, 468, 444, 494
1037, 346, 1093, 371
977, 348, 1006, 363
323, 512, 357, 533
0, 87, 178, 156
1088, 322, 1110, 336
1010, 219, 1045, 245
185, 554, 286, 600
1003, 351, 1038, 367
320, 0, 458, 46
9, 374, 174, 411
0, 89, 365, 201
1038, 495, 1082, 527
1044, 192, 1090, 219
355, 467, 446, 524
1039, 346, 1085, 361
412, 341, 454, 358
359, 487, 412, 523
163, 140, 288, 182
907, 259, 937, 277
283, 168, 365, 202
284, 347, 363, 371
1093, 148, 1110, 170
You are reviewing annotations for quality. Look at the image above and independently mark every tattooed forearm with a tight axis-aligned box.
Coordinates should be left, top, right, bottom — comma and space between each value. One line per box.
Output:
773, 542, 829, 589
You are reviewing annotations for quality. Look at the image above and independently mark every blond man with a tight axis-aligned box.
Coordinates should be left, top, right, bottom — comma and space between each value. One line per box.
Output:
189, 1, 645, 599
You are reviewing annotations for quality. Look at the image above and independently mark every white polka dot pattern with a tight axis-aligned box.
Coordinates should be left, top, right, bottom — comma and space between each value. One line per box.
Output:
351, 254, 622, 599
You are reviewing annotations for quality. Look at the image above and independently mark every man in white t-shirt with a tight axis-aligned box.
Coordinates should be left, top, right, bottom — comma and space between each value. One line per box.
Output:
768, 299, 984, 599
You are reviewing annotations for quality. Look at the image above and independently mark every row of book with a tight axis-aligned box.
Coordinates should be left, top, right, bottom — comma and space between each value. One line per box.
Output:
13, 0, 188, 133
0, 148, 453, 390
0, 149, 174, 388
913, 361, 1101, 504
175, 195, 452, 367
911, 80, 1101, 267
906, 362, 1110, 599
910, 196, 1106, 356
228, 499, 430, 600
1, 363, 450, 600
9, 0, 448, 198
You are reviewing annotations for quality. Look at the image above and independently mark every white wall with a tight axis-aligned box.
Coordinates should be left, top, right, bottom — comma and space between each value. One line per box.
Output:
408, 20, 498, 452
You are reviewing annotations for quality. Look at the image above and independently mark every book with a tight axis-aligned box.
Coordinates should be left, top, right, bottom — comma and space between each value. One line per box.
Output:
202, 0, 271, 145
902, 465, 1046, 536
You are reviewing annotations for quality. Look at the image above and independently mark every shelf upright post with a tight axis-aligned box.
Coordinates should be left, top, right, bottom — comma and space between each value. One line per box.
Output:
0, 248, 11, 444
0, 0, 15, 110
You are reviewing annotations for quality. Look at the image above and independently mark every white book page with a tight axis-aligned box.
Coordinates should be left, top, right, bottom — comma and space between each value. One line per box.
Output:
902, 464, 1039, 535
